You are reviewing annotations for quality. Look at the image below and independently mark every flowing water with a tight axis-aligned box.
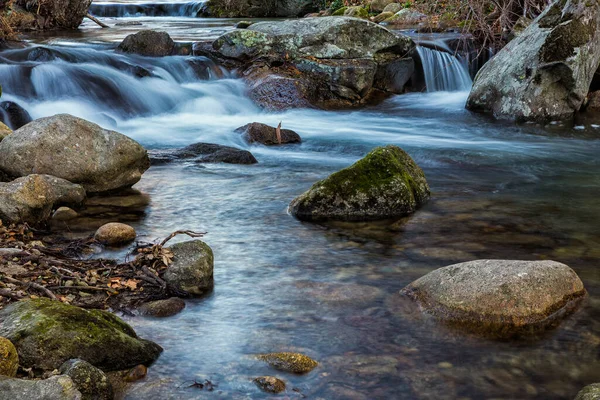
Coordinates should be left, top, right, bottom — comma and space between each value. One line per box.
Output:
4, 14, 600, 399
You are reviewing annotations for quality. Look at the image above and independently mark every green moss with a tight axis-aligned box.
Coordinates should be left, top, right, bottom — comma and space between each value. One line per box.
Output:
257, 352, 318, 373
540, 18, 594, 62
332, 6, 347, 16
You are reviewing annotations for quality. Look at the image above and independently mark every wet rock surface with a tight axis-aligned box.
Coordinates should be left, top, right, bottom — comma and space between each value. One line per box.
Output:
59, 359, 114, 400
253, 376, 285, 393
257, 352, 318, 373
235, 122, 301, 145
117, 30, 176, 57
150, 143, 257, 165
138, 297, 185, 317
0, 375, 82, 400
164, 240, 214, 297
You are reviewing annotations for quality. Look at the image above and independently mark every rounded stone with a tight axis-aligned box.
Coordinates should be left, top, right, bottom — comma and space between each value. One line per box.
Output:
235, 122, 301, 145
59, 359, 113, 400
0, 337, 18, 377
52, 207, 79, 222
257, 352, 318, 374
138, 298, 186, 317
163, 240, 214, 297
254, 376, 285, 393
94, 223, 136, 246
400, 260, 586, 337
117, 30, 175, 57
0, 122, 11, 142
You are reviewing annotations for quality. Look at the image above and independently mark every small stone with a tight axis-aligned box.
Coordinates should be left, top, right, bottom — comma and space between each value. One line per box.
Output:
138, 298, 185, 317
52, 207, 78, 221
235, 122, 301, 145
235, 21, 254, 29
0, 337, 18, 377
117, 30, 175, 57
163, 240, 214, 297
254, 376, 285, 393
94, 223, 136, 246
437, 362, 453, 369
257, 352, 318, 374
59, 359, 113, 400
123, 364, 148, 382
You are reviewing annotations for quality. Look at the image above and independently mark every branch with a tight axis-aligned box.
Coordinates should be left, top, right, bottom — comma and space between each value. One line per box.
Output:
86, 13, 109, 28
159, 230, 206, 247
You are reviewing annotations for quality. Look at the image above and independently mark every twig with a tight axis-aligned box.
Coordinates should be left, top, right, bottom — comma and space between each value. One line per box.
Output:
49, 285, 118, 294
159, 230, 206, 247
86, 13, 109, 28
3, 276, 57, 300
0, 288, 23, 300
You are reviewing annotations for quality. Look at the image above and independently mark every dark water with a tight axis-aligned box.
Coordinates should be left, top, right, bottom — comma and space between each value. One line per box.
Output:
5, 16, 600, 399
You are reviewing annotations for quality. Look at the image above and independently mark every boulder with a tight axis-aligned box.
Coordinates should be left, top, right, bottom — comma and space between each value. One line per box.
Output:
466, 0, 600, 122
370, 0, 396, 13
382, 3, 402, 14
343, 6, 368, 18
0, 101, 32, 130
150, 143, 257, 165
52, 207, 79, 221
117, 30, 175, 57
0, 375, 82, 400
10, 0, 91, 30
257, 352, 318, 374
289, 145, 430, 221
94, 223, 137, 246
245, 72, 318, 111
0, 298, 163, 371
575, 384, 600, 400
0, 337, 18, 377
0, 174, 86, 225
235, 122, 301, 145
206, 0, 317, 18
374, 11, 394, 23
400, 260, 587, 337
138, 298, 185, 317
0, 114, 150, 193
254, 376, 285, 394
163, 240, 214, 297
59, 359, 113, 400
0, 122, 11, 142
587, 91, 600, 110
384, 9, 428, 25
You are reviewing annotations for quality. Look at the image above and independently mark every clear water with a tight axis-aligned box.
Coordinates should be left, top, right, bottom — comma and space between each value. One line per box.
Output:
6, 17, 600, 400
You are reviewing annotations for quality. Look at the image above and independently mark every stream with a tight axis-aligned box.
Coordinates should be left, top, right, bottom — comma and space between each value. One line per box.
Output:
2, 12, 600, 400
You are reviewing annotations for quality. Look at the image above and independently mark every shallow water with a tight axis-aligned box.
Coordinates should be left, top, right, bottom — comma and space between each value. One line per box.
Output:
5, 16, 600, 399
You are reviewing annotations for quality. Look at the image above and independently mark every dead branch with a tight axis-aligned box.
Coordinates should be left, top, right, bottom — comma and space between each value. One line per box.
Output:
159, 230, 206, 247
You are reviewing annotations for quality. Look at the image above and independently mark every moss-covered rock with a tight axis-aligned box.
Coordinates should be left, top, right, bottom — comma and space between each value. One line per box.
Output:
253, 376, 286, 393
59, 359, 113, 400
0, 122, 11, 142
164, 240, 214, 297
289, 145, 429, 221
382, 3, 402, 14
0, 337, 18, 377
332, 6, 347, 16
374, 11, 394, 23
575, 383, 600, 400
343, 6, 368, 19
370, 0, 396, 13
0, 299, 162, 372
257, 352, 318, 373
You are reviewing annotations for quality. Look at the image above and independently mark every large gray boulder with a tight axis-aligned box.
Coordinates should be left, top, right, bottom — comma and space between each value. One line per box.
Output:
0, 174, 86, 225
400, 260, 586, 337
0, 375, 82, 400
466, 0, 600, 122
208, 18, 416, 109
0, 298, 162, 372
164, 240, 214, 297
0, 114, 150, 193
290, 145, 429, 221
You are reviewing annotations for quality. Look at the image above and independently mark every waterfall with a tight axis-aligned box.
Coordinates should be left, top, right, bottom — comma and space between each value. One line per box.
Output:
89, 1, 206, 17
416, 46, 472, 92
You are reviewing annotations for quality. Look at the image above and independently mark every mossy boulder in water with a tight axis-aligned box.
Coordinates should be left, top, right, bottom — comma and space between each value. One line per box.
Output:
164, 240, 214, 297
400, 260, 586, 338
289, 145, 429, 221
0, 298, 163, 372
575, 383, 600, 400
257, 352, 318, 373
0, 337, 18, 377
59, 359, 113, 400
117, 30, 176, 57
254, 376, 286, 393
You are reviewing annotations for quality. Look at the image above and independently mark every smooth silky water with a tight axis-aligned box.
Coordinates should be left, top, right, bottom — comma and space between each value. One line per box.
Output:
4, 15, 600, 399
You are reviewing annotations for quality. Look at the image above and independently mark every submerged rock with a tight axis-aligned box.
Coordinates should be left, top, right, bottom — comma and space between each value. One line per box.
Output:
0, 298, 163, 371
289, 145, 429, 221
253, 376, 286, 393
400, 260, 586, 337
575, 383, 600, 400
0, 114, 150, 193
94, 223, 137, 246
164, 240, 214, 297
466, 0, 600, 122
52, 207, 79, 222
138, 297, 185, 317
235, 122, 301, 145
59, 359, 113, 400
257, 352, 318, 374
150, 143, 257, 165
0, 101, 32, 130
0, 375, 81, 400
0, 174, 86, 225
117, 30, 175, 57
0, 337, 18, 377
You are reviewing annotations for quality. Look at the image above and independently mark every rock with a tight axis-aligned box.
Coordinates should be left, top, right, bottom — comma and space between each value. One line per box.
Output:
384, 9, 428, 25
10, 0, 91, 30
114, 21, 143, 26
0, 337, 18, 377
163, 240, 214, 297
0, 114, 150, 193
0, 375, 82, 400
206, 0, 317, 18
343, 6, 368, 18
587, 91, 600, 110
123, 364, 147, 382
295, 281, 382, 304
253, 376, 285, 393
117, 30, 175, 57
0, 101, 32, 130
52, 207, 78, 221
59, 359, 113, 400
508, 16, 532, 40
257, 352, 318, 374
235, 122, 301, 145
400, 260, 587, 337
382, 3, 402, 13
150, 143, 257, 165
466, 0, 600, 122
94, 223, 136, 246
370, 0, 396, 13
374, 11, 394, 23
235, 20, 254, 29
0, 122, 11, 142
246, 73, 316, 111
0, 174, 86, 225
138, 298, 185, 317
289, 145, 430, 221
575, 384, 600, 400
0, 298, 163, 371
373, 55, 414, 94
